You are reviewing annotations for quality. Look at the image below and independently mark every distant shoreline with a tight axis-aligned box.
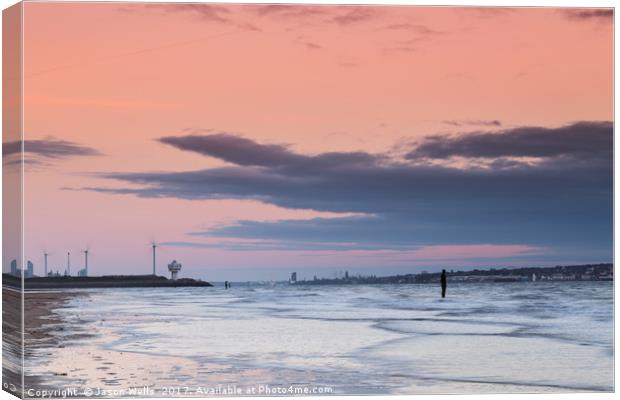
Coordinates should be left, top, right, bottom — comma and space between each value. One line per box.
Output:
2, 274, 212, 289
291, 263, 613, 286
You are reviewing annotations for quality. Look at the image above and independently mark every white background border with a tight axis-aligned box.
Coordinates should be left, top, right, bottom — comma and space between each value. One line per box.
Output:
0, 1, 615, 400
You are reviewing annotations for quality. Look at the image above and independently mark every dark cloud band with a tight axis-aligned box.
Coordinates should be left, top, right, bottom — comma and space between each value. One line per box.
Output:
3, 139, 101, 159
407, 121, 612, 161
81, 121, 612, 254
562, 8, 613, 21
158, 133, 381, 169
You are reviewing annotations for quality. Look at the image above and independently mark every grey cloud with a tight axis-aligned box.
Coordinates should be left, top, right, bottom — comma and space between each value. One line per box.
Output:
198, 213, 610, 253
160, 237, 396, 252
294, 35, 323, 50
384, 23, 442, 35
382, 46, 417, 54
83, 122, 612, 253
91, 160, 611, 220
3, 158, 45, 167
442, 119, 502, 127
297, 40, 322, 50
382, 23, 444, 54
158, 133, 380, 169
158, 134, 301, 167
251, 5, 377, 26
236, 23, 262, 32
562, 8, 613, 21
121, 4, 263, 32
144, 4, 231, 23
3, 139, 101, 159
407, 121, 612, 161
332, 7, 377, 25
252, 5, 329, 18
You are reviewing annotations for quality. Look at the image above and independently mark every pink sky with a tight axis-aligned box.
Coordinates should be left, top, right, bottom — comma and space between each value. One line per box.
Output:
7, 3, 613, 280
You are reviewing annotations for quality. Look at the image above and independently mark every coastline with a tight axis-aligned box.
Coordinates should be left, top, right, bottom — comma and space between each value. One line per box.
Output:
3, 274, 212, 289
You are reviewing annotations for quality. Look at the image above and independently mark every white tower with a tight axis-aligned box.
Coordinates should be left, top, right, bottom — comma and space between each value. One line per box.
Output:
67, 252, 71, 276
167, 260, 182, 280
44, 252, 48, 277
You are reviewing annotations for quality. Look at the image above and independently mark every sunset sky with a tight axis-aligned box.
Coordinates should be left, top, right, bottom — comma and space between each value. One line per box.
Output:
5, 3, 613, 280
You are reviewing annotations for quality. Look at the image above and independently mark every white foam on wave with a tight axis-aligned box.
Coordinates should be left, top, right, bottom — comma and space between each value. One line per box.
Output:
377, 319, 518, 335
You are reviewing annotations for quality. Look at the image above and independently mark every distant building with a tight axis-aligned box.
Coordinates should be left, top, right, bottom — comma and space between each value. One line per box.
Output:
290, 272, 297, 284
10, 259, 18, 276
8, 260, 33, 277
78, 268, 88, 277
168, 260, 182, 280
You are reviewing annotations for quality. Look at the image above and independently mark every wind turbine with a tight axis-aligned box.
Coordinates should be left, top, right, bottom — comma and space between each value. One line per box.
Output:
43, 251, 51, 277
82, 247, 90, 277
67, 251, 71, 276
151, 241, 157, 276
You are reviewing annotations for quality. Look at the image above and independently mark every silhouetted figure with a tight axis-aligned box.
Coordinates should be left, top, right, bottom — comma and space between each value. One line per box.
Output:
224, 281, 229, 289
440, 269, 447, 298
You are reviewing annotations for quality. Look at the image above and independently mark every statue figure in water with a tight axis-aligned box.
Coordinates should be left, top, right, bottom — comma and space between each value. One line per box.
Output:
440, 270, 447, 298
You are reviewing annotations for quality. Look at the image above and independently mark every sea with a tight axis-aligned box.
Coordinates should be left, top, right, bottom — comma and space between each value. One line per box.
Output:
25, 281, 613, 396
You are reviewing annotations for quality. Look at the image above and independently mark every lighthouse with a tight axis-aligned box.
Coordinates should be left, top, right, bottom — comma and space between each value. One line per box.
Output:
167, 260, 182, 280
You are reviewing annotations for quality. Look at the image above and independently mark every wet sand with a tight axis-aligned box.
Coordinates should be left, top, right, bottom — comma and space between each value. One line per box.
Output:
2, 287, 23, 396
10, 283, 614, 397
2, 288, 86, 396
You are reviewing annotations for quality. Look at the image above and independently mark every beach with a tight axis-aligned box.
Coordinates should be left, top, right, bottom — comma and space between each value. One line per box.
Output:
7, 281, 614, 397
2, 288, 88, 396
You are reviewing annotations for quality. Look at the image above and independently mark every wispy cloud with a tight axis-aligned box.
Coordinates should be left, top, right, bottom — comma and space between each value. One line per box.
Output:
158, 132, 380, 168
294, 36, 323, 50
407, 121, 612, 162
3, 139, 102, 170
144, 3, 231, 23
161, 238, 548, 260
331, 7, 377, 26
119, 3, 263, 32
3, 139, 101, 159
250, 4, 378, 27
252, 4, 329, 19
561, 8, 613, 21
384, 23, 442, 35
382, 22, 445, 53
442, 120, 502, 128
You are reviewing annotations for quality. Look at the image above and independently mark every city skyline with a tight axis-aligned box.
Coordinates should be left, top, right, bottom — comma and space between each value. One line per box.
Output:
4, 3, 613, 281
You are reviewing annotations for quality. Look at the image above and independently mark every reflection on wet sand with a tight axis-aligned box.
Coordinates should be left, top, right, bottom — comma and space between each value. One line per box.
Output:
3, 287, 22, 397
3, 288, 86, 396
